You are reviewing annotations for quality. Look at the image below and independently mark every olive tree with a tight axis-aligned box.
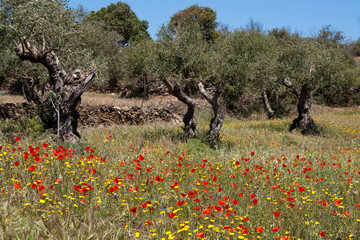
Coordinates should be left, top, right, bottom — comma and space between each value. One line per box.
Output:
198, 30, 253, 147
247, 31, 289, 119
119, 39, 155, 99
0, 0, 99, 142
276, 35, 346, 135
150, 25, 210, 139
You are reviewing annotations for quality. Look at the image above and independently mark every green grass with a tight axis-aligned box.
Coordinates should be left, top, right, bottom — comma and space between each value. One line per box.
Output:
0, 106, 359, 239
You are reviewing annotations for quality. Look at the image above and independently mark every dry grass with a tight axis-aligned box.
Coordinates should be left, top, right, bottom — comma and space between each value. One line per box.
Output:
0, 93, 26, 104
0, 91, 210, 108
81, 92, 182, 107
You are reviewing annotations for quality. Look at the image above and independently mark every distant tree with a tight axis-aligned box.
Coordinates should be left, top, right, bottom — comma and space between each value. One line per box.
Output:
0, 0, 99, 143
74, 18, 122, 89
169, 4, 219, 41
315, 25, 345, 45
269, 27, 293, 42
245, 18, 263, 33
87, 1, 150, 45
119, 38, 155, 99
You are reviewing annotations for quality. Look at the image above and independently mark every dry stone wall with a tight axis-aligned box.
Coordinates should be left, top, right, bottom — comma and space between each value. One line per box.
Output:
0, 103, 181, 126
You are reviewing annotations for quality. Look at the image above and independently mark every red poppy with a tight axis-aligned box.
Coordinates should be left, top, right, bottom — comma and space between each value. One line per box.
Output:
218, 200, 226, 205
15, 137, 21, 141
274, 211, 281, 217
42, 143, 48, 149
334, 200, 342, 206
129, 207, 137, 214
242, 228, 249, 234
272, 226, 280, 232
13, 183, 21, 188
14, 161, 19, 166
252, 199, 258, 205
139, 154, 144, 160
231, 199, 238, 205
250, 193, 256, 198
113, 177, 121, 184
168, 212, 176, 218
298, 187, 305, 192
319, 232, 325, 237
176, 200, 185, 206
195, 232, 204, 238
31, 184, 37, 189
28, 165, 36, 171
255, 226, 264, 233
250, 152, 255, 156
202, 208, 210, 214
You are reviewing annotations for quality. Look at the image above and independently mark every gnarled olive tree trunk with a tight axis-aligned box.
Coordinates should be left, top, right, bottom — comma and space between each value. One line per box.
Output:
282, 69, 319, 135
15, 41, 96, 143
289, 84, 319, 135
198, 82, 223, 148
163, 78, 197, 139
261, 88, 280, 119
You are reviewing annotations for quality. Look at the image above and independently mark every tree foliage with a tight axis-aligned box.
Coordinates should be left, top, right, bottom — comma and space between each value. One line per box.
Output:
168, 4, 218, 41
86, 1, 150, 45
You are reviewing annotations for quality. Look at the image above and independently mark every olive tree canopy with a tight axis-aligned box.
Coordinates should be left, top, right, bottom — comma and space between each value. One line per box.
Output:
0, 0, 101, 142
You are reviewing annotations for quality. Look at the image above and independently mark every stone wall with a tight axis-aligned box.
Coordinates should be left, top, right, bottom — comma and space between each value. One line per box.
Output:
0, 103, 181, 126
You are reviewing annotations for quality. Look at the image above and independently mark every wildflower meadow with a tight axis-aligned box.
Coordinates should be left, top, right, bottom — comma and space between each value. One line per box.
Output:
0, 107, 359, 240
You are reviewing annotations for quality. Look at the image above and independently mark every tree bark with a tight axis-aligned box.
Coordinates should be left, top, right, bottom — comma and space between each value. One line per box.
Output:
198, 82, 224, 148
282, 77, 300, 97
15, 41, 96, 143
283, 66, 319, 135
162, 78, 197, 139
142, 76, 149, 100
289, 83, 319, 135
261, 88, 280, 119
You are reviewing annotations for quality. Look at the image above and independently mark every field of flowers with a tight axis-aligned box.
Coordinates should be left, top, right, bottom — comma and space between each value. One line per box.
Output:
0, 107, 359, 239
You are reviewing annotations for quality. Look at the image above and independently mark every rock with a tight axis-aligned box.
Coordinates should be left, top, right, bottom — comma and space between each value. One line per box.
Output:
0, 102, 182, 128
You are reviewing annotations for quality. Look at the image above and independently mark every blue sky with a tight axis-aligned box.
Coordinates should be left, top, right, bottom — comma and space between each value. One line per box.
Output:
68, 0, 360, 41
